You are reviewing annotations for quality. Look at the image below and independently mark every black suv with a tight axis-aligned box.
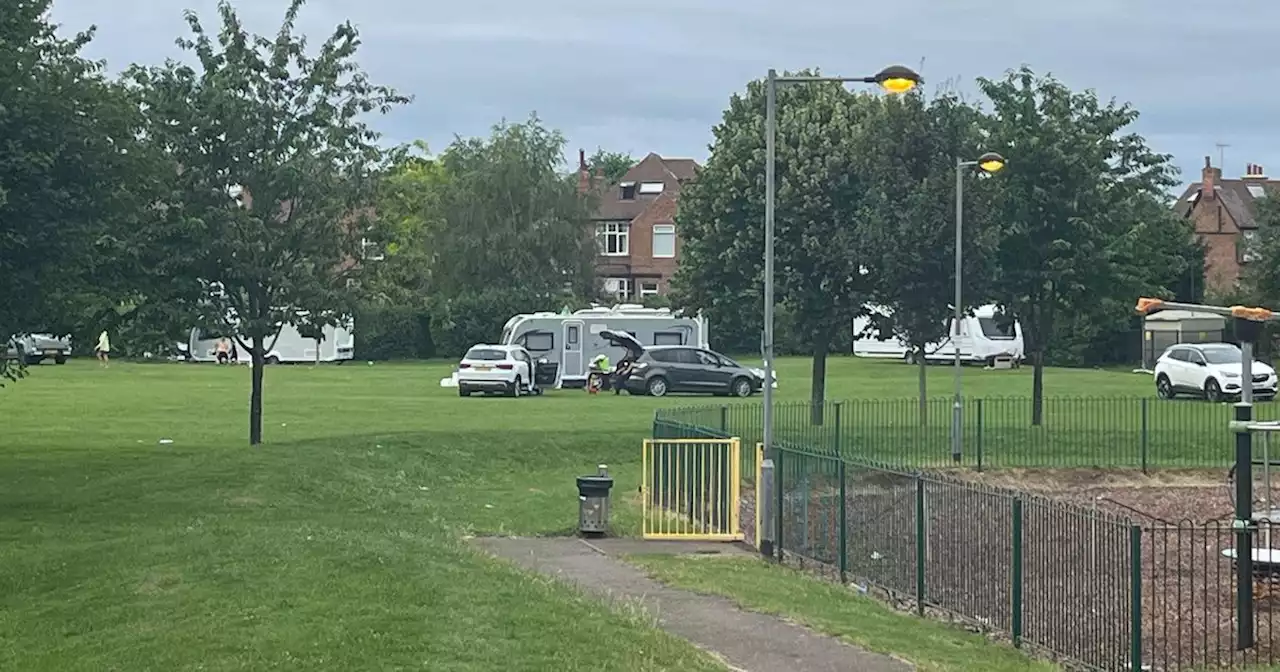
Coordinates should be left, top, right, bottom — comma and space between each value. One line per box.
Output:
601, 330, 764, 397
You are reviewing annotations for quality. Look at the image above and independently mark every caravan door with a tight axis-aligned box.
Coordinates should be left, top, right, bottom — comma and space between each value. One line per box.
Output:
562, 320, 584, 380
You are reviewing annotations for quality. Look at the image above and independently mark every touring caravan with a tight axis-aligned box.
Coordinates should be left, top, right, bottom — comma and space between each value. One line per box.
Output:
187, 314, 355, 364
852, 304, 1024, 365
497, 304, 709, 388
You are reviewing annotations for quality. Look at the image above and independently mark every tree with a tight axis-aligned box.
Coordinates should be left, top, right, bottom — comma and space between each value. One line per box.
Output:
855, 92, 997, 421
1242, 197, 1280, 304
0, 0, 158, 383
673, 72, 879, 423
126, 0, 408, 444
979, 67, 1180, 424
425, 116, 599, 356
364, 140, 450, 305
586, 148, 635, 184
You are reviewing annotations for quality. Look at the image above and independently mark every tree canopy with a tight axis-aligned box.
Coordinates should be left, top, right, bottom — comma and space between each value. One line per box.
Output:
0, 0, 158, 382
124, 0, 407, 443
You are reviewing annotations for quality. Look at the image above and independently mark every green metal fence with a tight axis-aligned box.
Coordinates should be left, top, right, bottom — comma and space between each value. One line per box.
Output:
656, 396, 1280, 472
654, 396, 1280, 670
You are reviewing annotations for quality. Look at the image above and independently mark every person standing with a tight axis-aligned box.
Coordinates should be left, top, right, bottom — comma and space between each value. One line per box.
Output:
95, 330, 111, 367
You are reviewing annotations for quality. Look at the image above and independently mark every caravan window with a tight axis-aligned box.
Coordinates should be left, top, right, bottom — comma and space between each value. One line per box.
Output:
519, 331, 555, 352
567, 326, 579, 346
978, 317, 1015, 340
653, 331, 683, 346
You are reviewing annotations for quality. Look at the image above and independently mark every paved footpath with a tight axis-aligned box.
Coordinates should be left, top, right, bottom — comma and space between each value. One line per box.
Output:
473, 536, 913, 672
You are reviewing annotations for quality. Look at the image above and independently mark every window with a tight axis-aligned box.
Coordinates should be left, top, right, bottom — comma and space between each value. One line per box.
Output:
695, 351, 721, 366
1241, 230, 1261, 263
640, 282, 660, 297
360, 237, 385, 261
638, 181, 664, 195
648, 349, 675, 363
653, 331, 683, 346
673, 349, 701, 365
1202, 345, 1242, 364
978, 317, 1015, 340
465, 348, 507, 361
1167, 348, 1189, 362
519, 331, 554, 352
596, 221, 630, 256
567, 326, 579, 346
1248, 184, 1267, 199
603, 277, 632, 302
1186, 191, 1200, 202
619, 182, 637, 200
652, 224, 676, 258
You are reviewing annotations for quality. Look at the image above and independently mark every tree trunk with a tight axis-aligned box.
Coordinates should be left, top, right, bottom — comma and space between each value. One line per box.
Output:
250, 338, 265, 445
810, 331, 831, 426
917, 346, 928, 426
1031, 349, 1044, 426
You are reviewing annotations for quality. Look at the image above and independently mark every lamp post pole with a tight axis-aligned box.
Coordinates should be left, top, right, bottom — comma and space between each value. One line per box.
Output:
761, 66, 921, 464
949, 152, 1005, 465
758, 65, 921, 561
952, 158, 965, 464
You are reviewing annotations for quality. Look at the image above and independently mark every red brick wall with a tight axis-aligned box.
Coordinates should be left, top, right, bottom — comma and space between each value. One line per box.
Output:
1190, 196, 1242, 292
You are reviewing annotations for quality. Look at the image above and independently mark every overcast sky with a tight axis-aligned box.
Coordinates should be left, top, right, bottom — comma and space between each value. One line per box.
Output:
51, 0, 1280, 184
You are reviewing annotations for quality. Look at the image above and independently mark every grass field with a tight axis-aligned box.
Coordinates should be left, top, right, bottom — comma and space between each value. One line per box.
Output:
0, 355, 1158, 670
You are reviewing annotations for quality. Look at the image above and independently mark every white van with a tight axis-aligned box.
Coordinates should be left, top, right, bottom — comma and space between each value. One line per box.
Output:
852, 304, 1024, 365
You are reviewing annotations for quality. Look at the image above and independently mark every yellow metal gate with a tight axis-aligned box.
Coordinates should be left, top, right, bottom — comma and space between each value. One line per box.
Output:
641, 438, 743, 540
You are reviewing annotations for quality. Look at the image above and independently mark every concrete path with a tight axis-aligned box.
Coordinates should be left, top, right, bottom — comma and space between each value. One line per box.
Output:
473, 536, 913, 672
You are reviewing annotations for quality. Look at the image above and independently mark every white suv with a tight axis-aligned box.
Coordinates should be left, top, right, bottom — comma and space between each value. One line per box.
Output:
1154, 343, 1277, 402
457, 344, 541, 398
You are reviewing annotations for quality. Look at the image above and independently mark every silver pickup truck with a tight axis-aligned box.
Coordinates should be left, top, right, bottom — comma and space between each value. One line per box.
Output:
4, 334, 72, 365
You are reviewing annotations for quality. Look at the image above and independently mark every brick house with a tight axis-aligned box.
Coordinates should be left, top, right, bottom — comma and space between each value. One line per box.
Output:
1177, 157, 1278, 292
578, 151, 699, 302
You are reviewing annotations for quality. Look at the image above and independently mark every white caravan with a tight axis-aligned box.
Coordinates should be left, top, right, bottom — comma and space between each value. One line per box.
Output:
852, 304, 1024, 365
187, 314, 355, 364
497, 304, 709, 388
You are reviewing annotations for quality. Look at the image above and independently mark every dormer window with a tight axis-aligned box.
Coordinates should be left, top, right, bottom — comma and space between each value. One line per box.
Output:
638, 181, 664, 195
619, 182, 637, 200
1248, 184, 1266, 199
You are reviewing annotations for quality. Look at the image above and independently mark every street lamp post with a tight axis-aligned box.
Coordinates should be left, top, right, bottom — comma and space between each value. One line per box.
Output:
950, 152, 1006, 463
762, 65, 922, 466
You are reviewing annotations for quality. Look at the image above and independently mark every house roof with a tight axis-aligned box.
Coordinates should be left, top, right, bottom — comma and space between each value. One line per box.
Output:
1176, 179, 1279, 229
592, 153, 700, 221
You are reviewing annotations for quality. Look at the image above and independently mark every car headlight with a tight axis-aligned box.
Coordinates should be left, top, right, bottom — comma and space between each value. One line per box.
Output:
1224, 371, 1241, 378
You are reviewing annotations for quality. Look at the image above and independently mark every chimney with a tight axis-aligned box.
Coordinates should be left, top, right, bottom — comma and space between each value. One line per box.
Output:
1201, 156, 1221, 200
1244, 162, 1268, 180
577, 149, 590, 194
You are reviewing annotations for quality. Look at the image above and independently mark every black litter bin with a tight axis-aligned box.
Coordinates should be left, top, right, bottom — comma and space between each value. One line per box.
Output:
577, 466, 614, 536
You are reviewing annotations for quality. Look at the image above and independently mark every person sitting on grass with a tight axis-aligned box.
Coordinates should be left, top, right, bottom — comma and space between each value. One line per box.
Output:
215, 338, 231, 364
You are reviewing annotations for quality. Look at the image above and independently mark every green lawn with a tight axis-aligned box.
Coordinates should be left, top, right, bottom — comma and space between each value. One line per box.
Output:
0, 355, 1154, 670
660, 358, 1264, 470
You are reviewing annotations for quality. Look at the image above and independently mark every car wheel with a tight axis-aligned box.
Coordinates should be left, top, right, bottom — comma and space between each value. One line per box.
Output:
904, 351, 918, 365
510, 377, 523, 397
266, 355, 281, 365
1205, 378, 1224, 403
54, 356, 67, 365
646, 376, 669, 397
730, 377, 753, 398
458, 387, 471, 397
1156, 374, 1175, 399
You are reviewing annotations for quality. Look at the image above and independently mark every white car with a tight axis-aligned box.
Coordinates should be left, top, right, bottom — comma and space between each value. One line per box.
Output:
457, 344, 541, 398
1154, 343, 1277, 402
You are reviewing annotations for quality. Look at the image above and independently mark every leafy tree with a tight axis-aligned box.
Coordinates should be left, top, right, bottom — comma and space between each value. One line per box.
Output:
979, 67, 1179, 424
855, 92, 997, 420
673, 72, 879, 423
426, 116, 598, 355
1242, 197, 1280, 305
364, 140, 449, 306
126, 0, 408, 444
0, 0, 157, 383
586, 148, 635, 184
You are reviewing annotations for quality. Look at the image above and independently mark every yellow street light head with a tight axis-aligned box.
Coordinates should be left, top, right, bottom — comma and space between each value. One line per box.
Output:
977, 152, 1006, 174
873, 65, 923, 95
